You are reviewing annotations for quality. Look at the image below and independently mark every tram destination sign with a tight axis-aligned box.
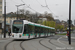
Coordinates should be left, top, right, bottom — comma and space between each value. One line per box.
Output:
14, 21, 23, 24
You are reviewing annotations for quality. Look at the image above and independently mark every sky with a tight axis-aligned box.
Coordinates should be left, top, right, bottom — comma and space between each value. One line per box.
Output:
2, 0, 75, 24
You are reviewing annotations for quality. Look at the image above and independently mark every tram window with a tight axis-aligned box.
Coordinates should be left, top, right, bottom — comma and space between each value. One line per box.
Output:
43, 28, 45, 33
50, 29, 51, 33
48, 29, 49, 33
46, 28, 47, 33
42, 28, 43, 33
53, 29, 55, 33
49, 29, 50, 33
23, 25, 27, 34
35, 28, 37, 33
28, 25, 34, 33
44, 28, 45, 33
38, 27, 42, 33
12, 24, 23, 33
41, 27, 43, 33
47, 28, 48, 33
40, 27, 42, 33
35, 26, 39, 33
43, 28, 44, 33
50, 29, 52, 33
52, 30, 53, 33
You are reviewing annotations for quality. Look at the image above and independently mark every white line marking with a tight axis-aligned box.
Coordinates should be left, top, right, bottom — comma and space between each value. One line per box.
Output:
57, 37, 66, 45
71, 37, 75, 39
64, 36, 75, 39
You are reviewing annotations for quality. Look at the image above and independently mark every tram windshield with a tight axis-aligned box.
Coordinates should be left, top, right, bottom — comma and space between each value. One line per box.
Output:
12, 20, 23, 33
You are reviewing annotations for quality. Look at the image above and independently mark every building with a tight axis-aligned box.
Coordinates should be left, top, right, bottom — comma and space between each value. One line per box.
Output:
0, 0, 2, 29
54, 19, 61, 24
5, 12, 17, 23
0, 12, 17, 29
61, 20, 68, 29
0, 0, 2, 16
0, 0, 2, 22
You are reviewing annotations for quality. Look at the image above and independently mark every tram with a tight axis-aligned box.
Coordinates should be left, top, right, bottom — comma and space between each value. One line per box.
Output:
11, 20, 55, 39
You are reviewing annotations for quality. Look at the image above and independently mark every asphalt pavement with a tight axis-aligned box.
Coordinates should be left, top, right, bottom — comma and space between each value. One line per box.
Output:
0, 34, 75, 50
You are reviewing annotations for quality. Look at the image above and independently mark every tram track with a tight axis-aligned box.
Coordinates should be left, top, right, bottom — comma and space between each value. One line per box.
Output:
48, 39, 60, 47
4, 40, 25, 50
48, 38, 69, 50
39, 38, 68, 50
20, 41, 25, 50
4, 37, 69, 50
4, 40, 14, 50
39, 39, 52, 50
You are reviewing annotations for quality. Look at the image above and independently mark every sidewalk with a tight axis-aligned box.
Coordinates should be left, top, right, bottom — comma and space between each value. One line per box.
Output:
63, 36, 75, 45
61, 40, 75, 47
59, 36, 75, 50
0, 33, 11, 39
49, 35, 75, 50
0, 38, 9, 40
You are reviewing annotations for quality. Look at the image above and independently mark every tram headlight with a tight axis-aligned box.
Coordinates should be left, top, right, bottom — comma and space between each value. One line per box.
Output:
19, 34, 22, 37
12, 34, 14, 37
20, 34, 22, 36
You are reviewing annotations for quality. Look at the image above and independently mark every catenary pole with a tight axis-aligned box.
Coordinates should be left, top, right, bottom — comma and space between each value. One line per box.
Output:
17, 6, 18, 20
69, 0, 71, 45
4, 0, 6, 38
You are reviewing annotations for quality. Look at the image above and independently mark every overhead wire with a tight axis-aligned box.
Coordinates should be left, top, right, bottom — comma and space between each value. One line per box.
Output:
10, 0, 41, 14
21, 0, 41, 14
35, 0, 47, 7
11, 0, 21, 4
45, 0, 48, 7
35, 0, 58, 17
45, 0, 55, 15
36, 0, 46, 7
11, 0, 57, 16
45, 0, 58, 17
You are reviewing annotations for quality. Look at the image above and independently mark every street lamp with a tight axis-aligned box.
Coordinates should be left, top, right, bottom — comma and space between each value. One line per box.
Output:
16, 4, 25, 20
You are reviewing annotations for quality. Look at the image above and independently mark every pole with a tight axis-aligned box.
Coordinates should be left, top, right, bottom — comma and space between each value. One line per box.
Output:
16, 4, 25, 20
17, 6, 18, 20
4, 0, 6, 38
69, 0, 71, 45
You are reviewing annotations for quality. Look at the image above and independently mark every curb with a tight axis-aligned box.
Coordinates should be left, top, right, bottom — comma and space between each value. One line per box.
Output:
0, 38, 9, 40
63, 36, 75, 39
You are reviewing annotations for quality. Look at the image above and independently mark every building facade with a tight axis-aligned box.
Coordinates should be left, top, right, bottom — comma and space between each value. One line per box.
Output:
0, 0, 2, 16
0, 0, 2, 22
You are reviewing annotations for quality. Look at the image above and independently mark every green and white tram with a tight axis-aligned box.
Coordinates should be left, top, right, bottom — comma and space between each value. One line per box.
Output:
11, 20, 55, 39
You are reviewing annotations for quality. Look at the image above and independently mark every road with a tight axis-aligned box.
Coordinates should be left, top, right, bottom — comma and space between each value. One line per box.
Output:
0, 34, 75, 50
3, 35, 75, 50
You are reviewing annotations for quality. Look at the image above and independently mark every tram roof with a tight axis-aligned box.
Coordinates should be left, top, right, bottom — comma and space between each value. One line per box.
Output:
23, 20, 55, 29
